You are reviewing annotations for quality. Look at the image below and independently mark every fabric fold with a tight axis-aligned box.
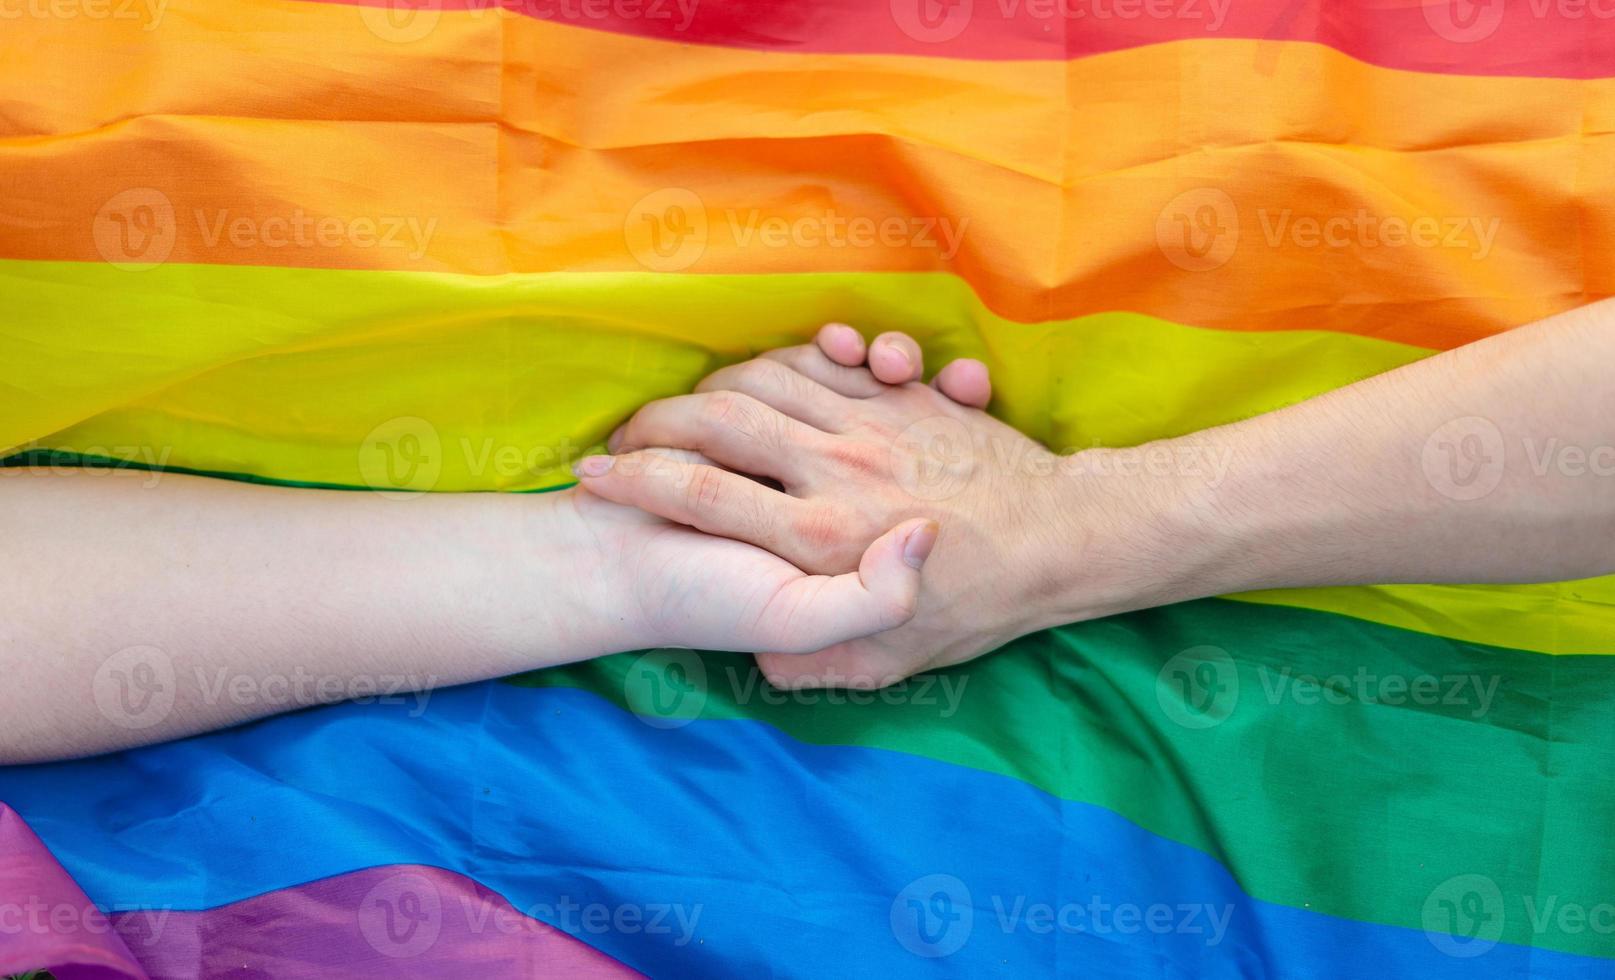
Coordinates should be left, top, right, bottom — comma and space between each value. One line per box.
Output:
0, 803, 149, 980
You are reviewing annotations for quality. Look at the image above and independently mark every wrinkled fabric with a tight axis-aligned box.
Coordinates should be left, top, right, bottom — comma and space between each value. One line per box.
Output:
5, 3, 1615, 977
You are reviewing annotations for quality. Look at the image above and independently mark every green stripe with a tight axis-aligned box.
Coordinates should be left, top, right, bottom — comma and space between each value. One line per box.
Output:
513, 598, 1615, 957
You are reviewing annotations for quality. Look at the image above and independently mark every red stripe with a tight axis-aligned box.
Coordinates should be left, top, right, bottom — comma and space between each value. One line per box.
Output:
303, 0, 1613, 78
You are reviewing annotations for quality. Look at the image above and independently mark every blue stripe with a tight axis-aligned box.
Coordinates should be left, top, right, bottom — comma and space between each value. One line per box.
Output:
0, 683, 1605, 978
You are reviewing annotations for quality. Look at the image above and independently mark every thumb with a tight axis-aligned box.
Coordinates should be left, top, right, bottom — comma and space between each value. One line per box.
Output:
753, 518, 938, 654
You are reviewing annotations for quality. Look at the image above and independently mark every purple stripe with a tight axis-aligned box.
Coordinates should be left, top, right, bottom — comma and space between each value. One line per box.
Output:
0, 803, 146, 980
0, 802, 638, 980
106, 864, 641, 980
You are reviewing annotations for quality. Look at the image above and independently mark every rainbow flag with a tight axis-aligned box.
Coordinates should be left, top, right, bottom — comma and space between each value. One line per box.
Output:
4, 1, 1615, 975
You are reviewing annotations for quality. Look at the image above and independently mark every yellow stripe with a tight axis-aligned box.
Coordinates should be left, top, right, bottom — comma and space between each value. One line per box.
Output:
6, 257, 1610, 654
1228, 580, 1615, 656
2, 258, 1424, 472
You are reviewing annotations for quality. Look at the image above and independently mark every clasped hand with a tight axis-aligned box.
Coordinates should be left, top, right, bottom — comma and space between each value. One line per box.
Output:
573, 325, 1157, 689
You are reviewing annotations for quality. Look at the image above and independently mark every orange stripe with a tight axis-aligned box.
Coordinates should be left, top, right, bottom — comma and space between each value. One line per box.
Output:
3, 5, 1611, 346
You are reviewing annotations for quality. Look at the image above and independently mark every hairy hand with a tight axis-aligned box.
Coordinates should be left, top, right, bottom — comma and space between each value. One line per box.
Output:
575, 326, 1161, 687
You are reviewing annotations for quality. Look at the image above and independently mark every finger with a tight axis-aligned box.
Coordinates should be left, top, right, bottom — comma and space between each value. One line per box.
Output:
609, 391, 825, 482
932, 358, 993, 409
695, 357, 851, 432
573, 450, 814, 564
760, 345, 886, 398
750, 518, 938, 655
868, 331, 925, 386
814, 323, 867, 367
756, 644, 913, 691
570, 447, 714, 529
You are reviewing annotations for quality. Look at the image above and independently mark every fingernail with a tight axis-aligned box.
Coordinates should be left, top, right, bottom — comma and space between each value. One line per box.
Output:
606, 426, 626, 453
902, 520, 939, 569
573, 455, 615, 478
882, 343, 911, 370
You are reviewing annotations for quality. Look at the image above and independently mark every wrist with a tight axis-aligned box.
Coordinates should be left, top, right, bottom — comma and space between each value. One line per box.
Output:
538, 489, 687, 655
1029, 439, 1248, 627
480, 489, 642, 664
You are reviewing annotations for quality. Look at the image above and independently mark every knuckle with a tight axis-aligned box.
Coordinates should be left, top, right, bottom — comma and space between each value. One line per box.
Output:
792, 507, 843, 552
700, 391, 740, 426
684, 466, 726, 511
828, 441, 887, 478
800, 508, 842, 547
700, 390, 761, 433
743, 358, 816, 407
734, 358, 782, 389
790, 507, 863, 571
705, 390, 797, 451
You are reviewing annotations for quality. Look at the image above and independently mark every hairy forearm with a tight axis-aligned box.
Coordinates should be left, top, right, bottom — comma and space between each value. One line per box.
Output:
1064, 299, 1615, 616
0, 471, 621, 763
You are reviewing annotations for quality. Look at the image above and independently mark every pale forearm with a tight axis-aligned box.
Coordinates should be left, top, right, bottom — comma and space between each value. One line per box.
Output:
0, 470, 620, 763
1078, 300, 1615, 610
